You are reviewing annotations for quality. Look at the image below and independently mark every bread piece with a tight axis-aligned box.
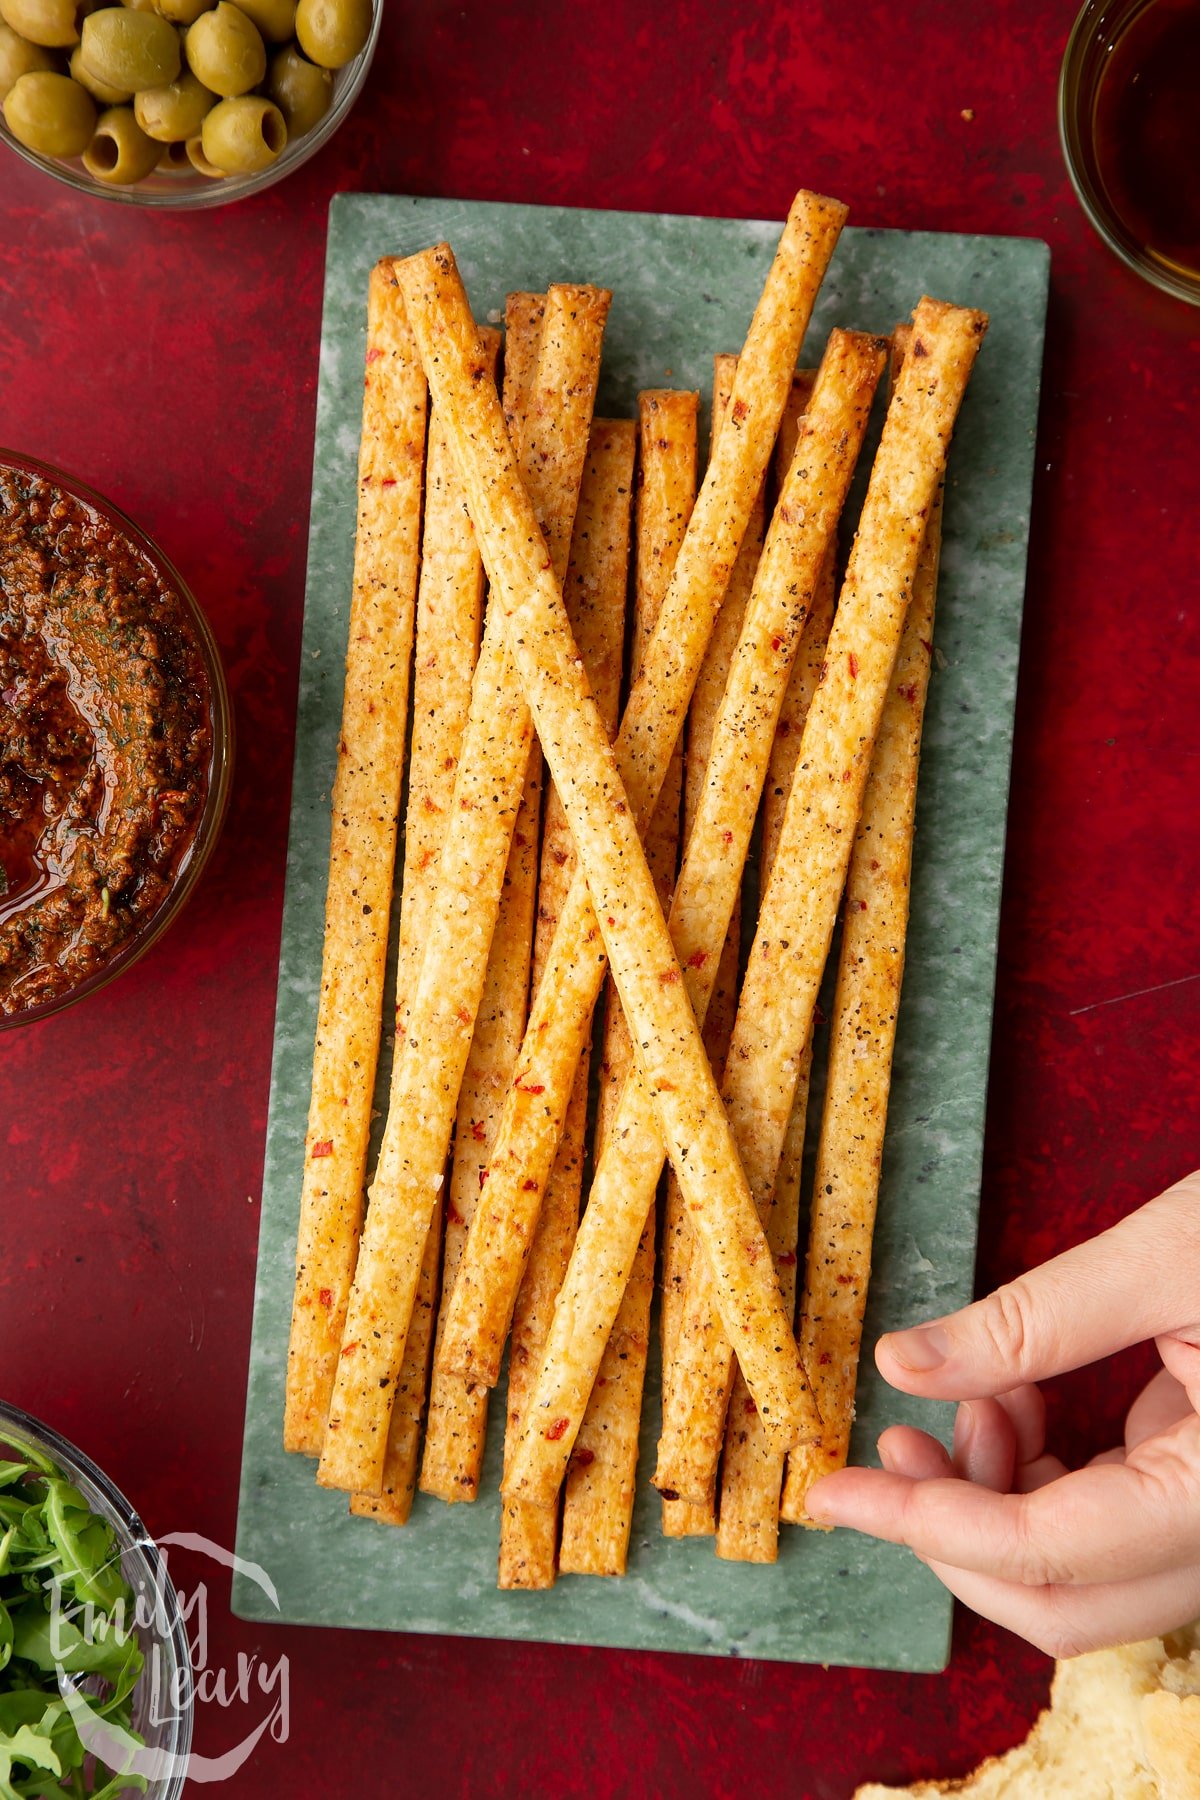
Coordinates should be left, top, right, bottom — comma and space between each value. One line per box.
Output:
854, 1622, 1200, 1799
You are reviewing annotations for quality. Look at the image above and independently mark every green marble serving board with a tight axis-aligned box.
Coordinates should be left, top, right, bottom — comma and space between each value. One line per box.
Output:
233, 194, 1049, 1670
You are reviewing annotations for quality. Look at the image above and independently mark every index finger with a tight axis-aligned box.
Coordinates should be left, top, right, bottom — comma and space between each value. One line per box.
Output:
876, 1175, 1200, 1399
806, 1410, 1200, 1586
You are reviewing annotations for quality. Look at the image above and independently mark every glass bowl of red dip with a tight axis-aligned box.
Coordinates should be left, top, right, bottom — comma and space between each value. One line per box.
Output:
0, 451, 231, 1027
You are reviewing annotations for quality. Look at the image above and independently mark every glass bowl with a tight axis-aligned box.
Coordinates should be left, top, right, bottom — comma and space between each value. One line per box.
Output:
0, 1399, 193, 1797
0, 449, 233, 1030
1059, 0, 1200, 304
0, 0, 380, 208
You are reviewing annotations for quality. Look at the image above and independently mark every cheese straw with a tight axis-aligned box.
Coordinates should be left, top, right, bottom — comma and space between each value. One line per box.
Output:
419, 298, 546, 1508
661, 355, 764, 1542
558, 389, 696, 1578
499, 416, 636, 1587
714, 546, 835, 1560
780, 326, 946, 1527
284, 263, 427, 1459
350, 326, 501, 1524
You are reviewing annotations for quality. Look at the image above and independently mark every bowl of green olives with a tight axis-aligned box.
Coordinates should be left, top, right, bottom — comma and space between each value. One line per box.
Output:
0, 0, 379, 203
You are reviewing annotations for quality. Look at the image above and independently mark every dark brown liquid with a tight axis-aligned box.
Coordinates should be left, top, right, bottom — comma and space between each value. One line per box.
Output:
1092, 0, 1200, 278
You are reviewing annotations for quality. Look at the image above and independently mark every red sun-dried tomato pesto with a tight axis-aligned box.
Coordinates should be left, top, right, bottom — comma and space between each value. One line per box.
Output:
0, 465, 213, 1017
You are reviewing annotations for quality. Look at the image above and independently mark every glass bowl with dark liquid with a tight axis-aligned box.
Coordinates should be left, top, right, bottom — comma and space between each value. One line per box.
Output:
1060, 0, 1200, 303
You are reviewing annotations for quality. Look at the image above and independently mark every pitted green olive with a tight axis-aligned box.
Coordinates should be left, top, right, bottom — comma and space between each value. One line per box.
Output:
0, 0, 79, 47
134, 64, 211, 137
199, 88, 281, 169
69, 41, 130, 101
0, 19, 56, 98
80, 7, 179, 89
184, 2, 262, 95
3, 67, 95, 153
82, 98, 161, 176
293, 0, 367, 68
183, 124, 221, 171
265, 40, 326, 133
158, 129, 189, 166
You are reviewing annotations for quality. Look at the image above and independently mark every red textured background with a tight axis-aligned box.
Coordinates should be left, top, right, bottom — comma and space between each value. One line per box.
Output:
3, 2, 1199, 1794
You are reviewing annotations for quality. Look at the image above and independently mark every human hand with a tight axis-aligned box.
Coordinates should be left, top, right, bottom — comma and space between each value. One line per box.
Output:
805, 1173, 1200, 1657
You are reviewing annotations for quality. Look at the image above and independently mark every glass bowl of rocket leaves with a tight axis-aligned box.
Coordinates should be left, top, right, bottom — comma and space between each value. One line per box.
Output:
0, 1403, 191, 1798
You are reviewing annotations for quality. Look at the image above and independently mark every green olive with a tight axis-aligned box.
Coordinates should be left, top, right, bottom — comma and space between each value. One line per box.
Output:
184, 126, 221, 171
0, 19, 56, 98
266, 41, 326, 134
200, 89, 281, 170
154, 0, 211, 23
293, 0, 367, 68
158, 129, 189, 167
3, 67, 95, 153
184, 2, 261, 95
69, 41, 129, 101
82, 99, 160, 177
134, 64, 210, 137
232, 0, 290, 39
80, 7, 179, 89
0, 0, 79, 47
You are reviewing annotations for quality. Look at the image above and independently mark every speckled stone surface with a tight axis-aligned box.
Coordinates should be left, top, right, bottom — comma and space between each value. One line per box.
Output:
232, 195, 1048, 1669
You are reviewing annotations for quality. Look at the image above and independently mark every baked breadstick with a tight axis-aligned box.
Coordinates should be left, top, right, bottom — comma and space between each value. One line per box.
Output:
319, 282, 610, 1495
660, 356, 765, 1541
397, 248, 818, 1469
559, 390, 697, 1577
715, 556, 835, 1559
419, 298, 546, 1506
656, 296, 988, 1507
436, 190, 848, 1391
708, 370, 830, 1554
350, 326, 500, 1523
781, 328, 944, 1527
505, 329, 887, 1510
499, 418, 636, 1587
285, 263, 427, 1458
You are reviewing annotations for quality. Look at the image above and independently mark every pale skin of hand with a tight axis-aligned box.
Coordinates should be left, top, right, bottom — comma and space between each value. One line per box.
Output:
806, 1173, 1200, 1658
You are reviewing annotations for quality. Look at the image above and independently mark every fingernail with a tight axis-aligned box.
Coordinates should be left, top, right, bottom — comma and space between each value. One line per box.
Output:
883, 1325, 950, 1372
877, 1437, 897, 1473
804, 1486, 834, 1523
952, 1401, 976, 1462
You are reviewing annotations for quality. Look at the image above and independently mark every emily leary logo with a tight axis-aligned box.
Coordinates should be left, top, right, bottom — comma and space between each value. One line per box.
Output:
51, 1532, 289, 1785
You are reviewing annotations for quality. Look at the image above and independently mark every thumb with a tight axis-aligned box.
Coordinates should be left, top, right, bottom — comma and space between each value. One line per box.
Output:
877, 1173, 1200, 1400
